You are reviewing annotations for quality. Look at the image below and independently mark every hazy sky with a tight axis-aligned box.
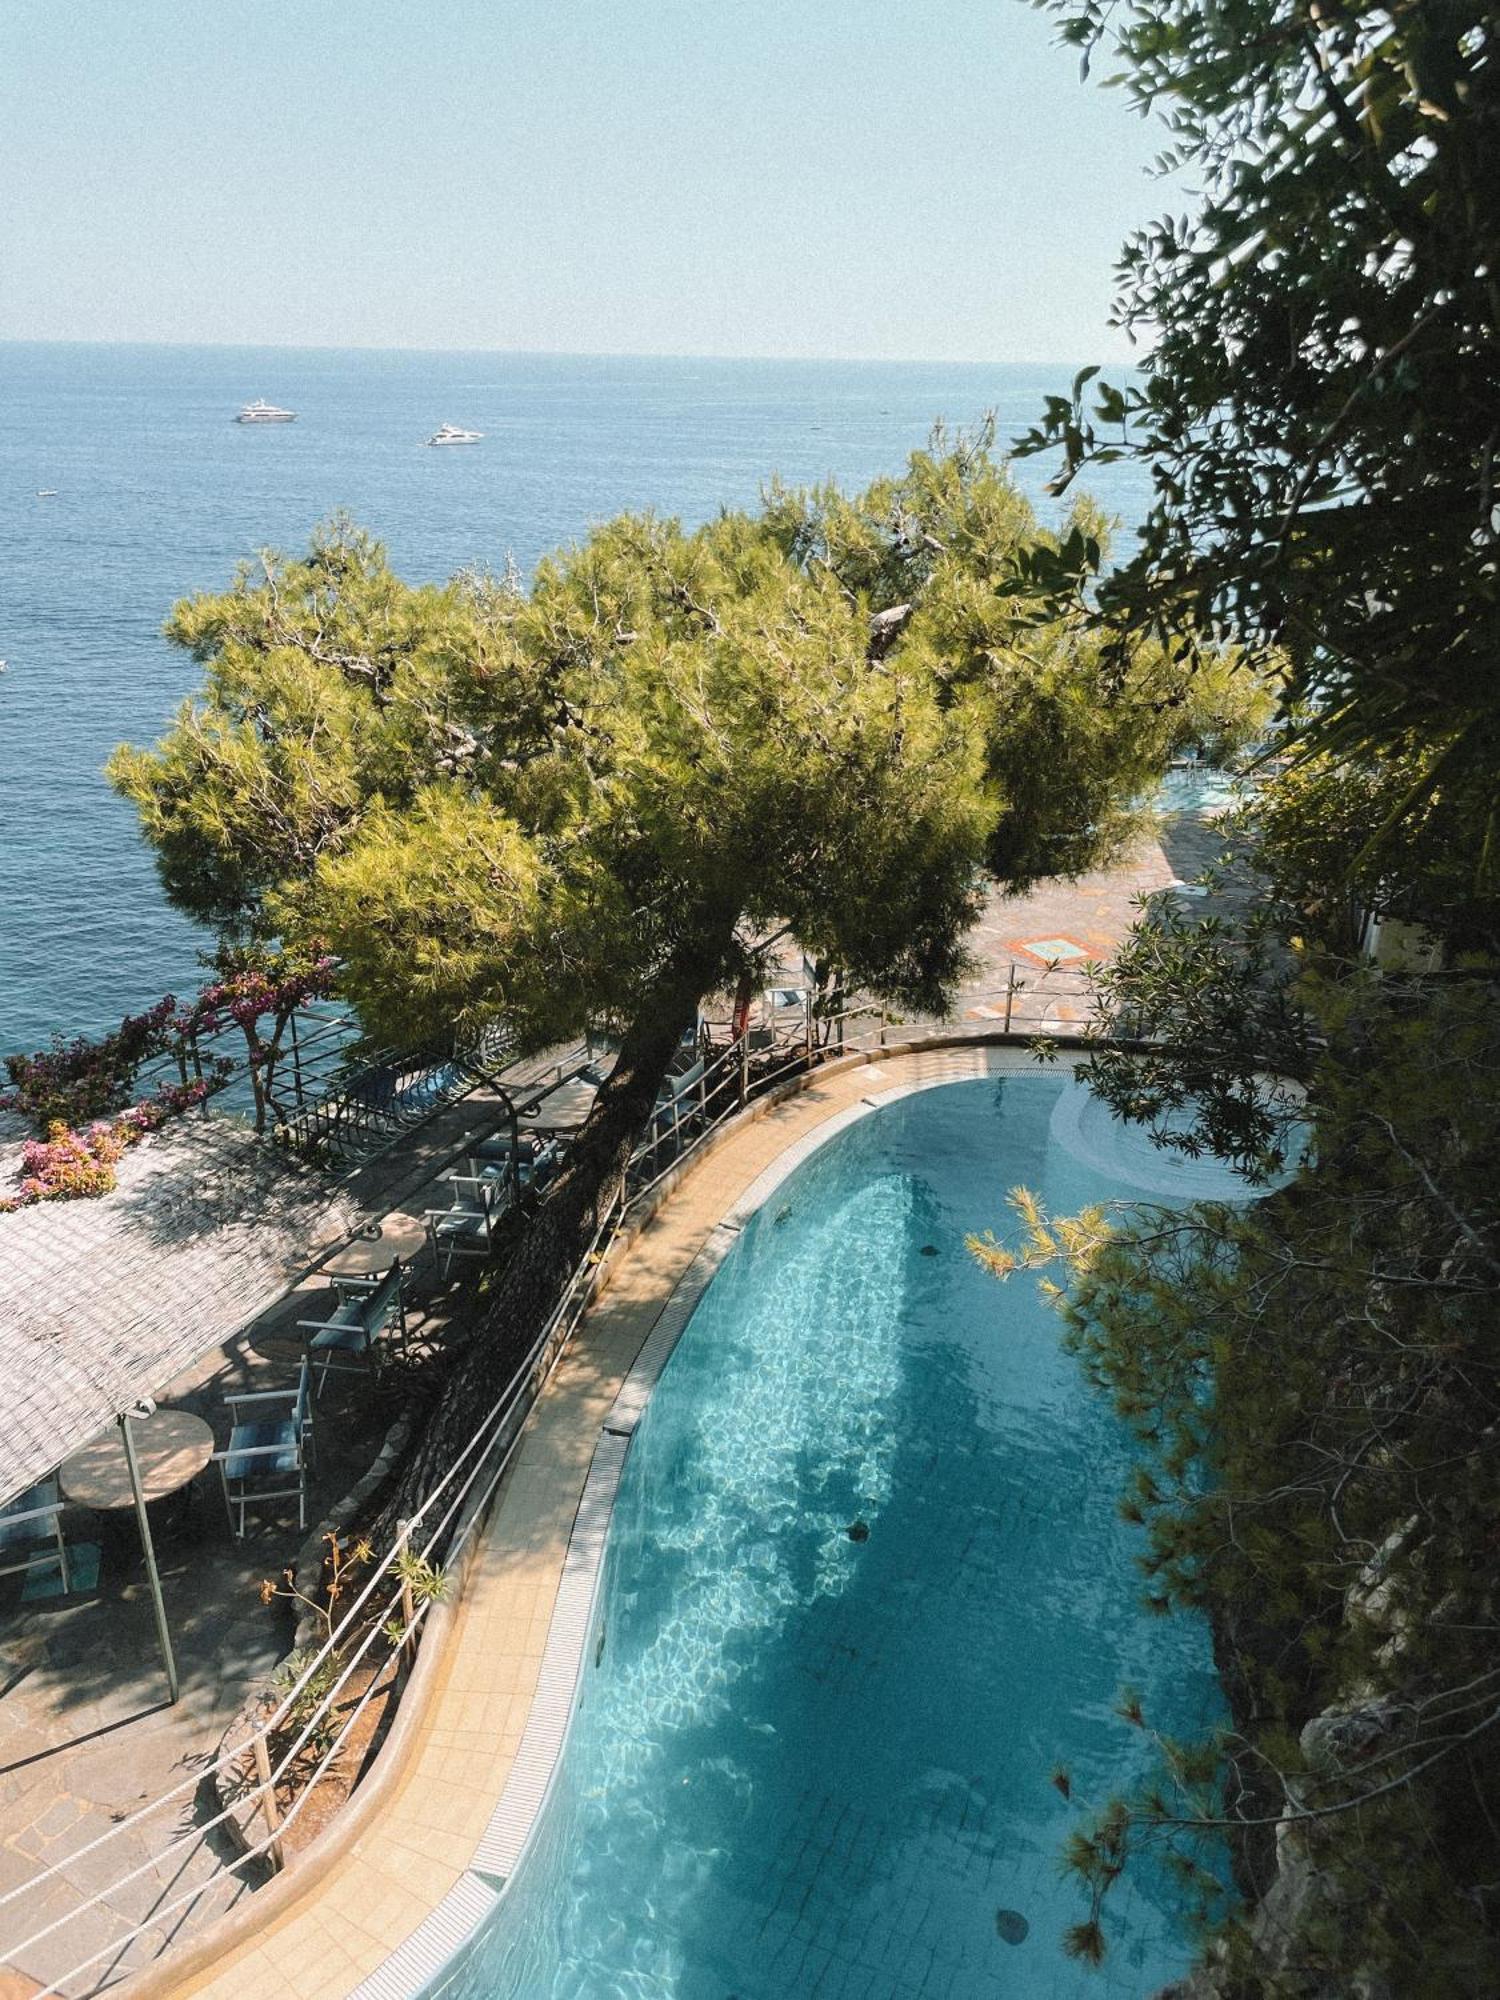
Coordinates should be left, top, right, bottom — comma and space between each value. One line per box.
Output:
1, 0, 1174, 362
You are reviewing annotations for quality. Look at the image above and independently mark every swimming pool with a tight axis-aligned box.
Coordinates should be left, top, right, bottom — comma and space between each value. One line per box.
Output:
1155, 764, 1243, 816
434, 1075, 1242, 1999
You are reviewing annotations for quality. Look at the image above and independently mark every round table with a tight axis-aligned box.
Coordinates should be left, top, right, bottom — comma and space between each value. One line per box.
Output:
60, 1410, 215, 1511
321, 1210, 427, 1278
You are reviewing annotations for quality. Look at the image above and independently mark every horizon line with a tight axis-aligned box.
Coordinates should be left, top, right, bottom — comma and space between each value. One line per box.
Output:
0, 334, 1144, 372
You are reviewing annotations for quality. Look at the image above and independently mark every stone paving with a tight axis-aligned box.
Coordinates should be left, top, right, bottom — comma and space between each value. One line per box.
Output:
0, 1079, 543, 1997
954, 805, 1239, 1028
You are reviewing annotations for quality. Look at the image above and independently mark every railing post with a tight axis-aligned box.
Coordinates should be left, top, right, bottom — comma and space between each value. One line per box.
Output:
1004, 964, 1016, 1034
288, 1007, 305, 1106
252, 1731, 285, 1871
737, 1034, 749, 1109
397, 1518, 418, 1682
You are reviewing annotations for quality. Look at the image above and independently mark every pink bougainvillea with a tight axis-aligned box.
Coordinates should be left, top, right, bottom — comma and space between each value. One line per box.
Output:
0, 945, 338, 1210
0, 996, 180, 1130
0, 1079, 222, 1212
7, 1121, 127, 1206
186, 947, 337, 1133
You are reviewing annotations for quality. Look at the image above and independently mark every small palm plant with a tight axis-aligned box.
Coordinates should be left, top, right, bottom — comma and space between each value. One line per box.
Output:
259, 1530, 374, 1758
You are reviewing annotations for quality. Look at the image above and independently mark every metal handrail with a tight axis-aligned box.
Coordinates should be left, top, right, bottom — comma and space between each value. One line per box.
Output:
0, 1040, 759, 1990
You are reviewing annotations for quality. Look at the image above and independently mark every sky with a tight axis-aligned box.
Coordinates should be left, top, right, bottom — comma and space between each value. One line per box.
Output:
0, 0, 1175, 363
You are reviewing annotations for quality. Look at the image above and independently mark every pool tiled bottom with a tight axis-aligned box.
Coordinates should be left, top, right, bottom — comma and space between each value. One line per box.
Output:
747, 1793, 1013, 1997
444, 1078, 1227, 1999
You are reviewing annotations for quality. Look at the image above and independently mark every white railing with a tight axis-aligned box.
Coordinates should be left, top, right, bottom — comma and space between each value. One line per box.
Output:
1, 1176, 632, 1998
0, 970, 1102, 1996
815, 961, 1099, 1052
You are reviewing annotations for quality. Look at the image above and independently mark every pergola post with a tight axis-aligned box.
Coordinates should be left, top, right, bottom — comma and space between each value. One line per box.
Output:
119, 1407, 179, 1704
500, 1085, 522, 1203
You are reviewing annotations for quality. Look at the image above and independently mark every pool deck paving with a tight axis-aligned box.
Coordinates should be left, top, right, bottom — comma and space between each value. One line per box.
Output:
148, 1043, 1042, 2000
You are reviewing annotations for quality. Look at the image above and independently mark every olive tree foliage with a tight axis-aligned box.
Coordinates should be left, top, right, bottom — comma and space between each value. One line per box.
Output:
1018, 0, 1500, 870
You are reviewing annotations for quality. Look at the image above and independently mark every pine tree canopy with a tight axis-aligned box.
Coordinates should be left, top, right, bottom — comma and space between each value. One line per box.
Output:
111, 444, 1260, 1048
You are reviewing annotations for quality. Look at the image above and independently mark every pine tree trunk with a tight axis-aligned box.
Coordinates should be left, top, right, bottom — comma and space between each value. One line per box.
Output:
378, 959, 713, 1539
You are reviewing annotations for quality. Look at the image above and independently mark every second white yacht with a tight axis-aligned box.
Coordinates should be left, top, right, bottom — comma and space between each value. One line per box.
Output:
235, 399, 296, 424
426, 422, 483, 446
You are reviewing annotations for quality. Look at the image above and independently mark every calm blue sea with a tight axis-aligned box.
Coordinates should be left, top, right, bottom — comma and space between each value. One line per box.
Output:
0, 345, 1151, 1056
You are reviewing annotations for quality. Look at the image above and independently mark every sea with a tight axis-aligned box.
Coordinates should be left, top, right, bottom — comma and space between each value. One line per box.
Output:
0, 344, 1152, 1057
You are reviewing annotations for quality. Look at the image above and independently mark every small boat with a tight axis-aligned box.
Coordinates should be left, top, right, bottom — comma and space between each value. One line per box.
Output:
35, 488, 57, 498
235, 399, 296, 424
425, 423, 483, 446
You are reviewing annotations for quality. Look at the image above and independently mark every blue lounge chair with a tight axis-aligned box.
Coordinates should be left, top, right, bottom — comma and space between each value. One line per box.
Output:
0, 1480, 70, 1591
296, 1261, 408, 1395
468, 1132, 563, 1195
424, 1174, 508, 1279
649, 1056, 706, 1142
214, 1362, 315, 1539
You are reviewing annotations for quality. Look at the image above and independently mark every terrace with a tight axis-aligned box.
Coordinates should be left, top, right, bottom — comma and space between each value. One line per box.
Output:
0, 789, 1246, 1997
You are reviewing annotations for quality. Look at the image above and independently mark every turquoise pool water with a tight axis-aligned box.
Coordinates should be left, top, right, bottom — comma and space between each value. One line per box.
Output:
441, 1076, 1241, 1999
1155, 765, 1242, 817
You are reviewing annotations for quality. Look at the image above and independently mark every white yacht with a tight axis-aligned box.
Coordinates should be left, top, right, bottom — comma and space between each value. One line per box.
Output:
425, 422, 483, 446
235, 399, 296, 424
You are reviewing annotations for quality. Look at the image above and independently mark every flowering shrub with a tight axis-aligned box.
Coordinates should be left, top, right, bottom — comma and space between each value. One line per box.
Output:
0, 1077, 223, 1212
1, 997, 179, 1129
188, 949, 336, 1042
0, 945, 338, 1208
188, 946, 337, 1132
116, 1075, 224, 1134
4, 1121, 128, 1207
